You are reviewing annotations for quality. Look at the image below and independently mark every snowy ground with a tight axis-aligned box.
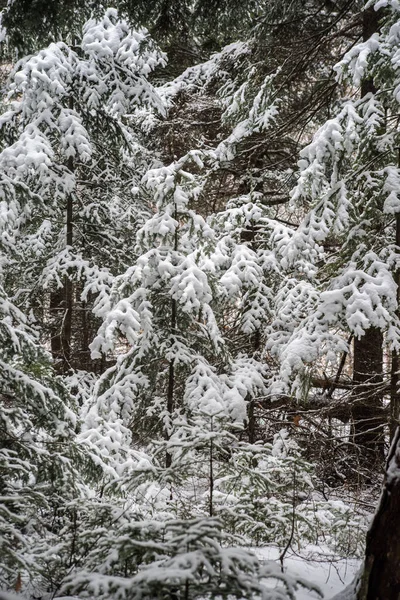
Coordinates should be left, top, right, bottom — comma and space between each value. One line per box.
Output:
255, 546, 360, 599
0, 548, 360, 600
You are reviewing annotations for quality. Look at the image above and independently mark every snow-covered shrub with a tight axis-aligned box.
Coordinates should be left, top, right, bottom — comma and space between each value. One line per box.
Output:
62, 514, 321, 600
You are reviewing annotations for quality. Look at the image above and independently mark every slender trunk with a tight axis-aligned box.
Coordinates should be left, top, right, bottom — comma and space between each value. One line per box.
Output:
50, 179, 73, 373
62, 153, 74, 372
49, 93, 75, 372
247, 329, 261, 443
81, 294, 89, 371
247, 400, 256, 444
240, 210, 261, 443
165, 209, 178, 468
327, 334, 353, 398
165, 315, 176, 468
50, 287, 64, 367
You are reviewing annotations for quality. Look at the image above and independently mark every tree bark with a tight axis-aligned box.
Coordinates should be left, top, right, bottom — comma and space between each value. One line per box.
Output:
165, 305, 176, 469
50, 287, 64, 367
50, 101, 74, 372
62, 162, 74, 372
352, 330, 385, 463
165, 207, 178, 469
351, 4, 384, 466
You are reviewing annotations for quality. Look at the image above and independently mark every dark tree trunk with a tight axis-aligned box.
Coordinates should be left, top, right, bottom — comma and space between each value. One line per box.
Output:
351, 330, 384, 464
165, 211, 178, 469
238, 172, 262, 444
49, 101, 75, 373
50, 287, 64, 367
62, 175, 74, 372
351, 4, 384, 466
247, 328, 261, 443
357, 427, 400, 599
165, 330, 175, 468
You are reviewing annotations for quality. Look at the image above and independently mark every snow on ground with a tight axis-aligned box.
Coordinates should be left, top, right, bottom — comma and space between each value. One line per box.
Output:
255, 546, 360, 599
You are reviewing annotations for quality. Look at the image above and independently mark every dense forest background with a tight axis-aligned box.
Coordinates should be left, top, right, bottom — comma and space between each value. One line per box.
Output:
1, 0, 400, 598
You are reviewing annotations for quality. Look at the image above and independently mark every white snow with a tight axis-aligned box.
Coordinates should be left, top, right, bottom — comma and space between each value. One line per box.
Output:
255, 546, 360, 600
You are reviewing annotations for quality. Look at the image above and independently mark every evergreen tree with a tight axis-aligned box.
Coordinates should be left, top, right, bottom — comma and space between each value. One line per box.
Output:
0, 0, 261, 55
271, 0, 400, 468
0, 276, 90, 593
0, 8, 166, 371
89, 151, 227, 458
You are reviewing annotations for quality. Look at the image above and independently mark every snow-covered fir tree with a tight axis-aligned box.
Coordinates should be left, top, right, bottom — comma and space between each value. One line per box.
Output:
0, 8, 166, 372
0, 272, 94, 594
88, 151, 228, 457
269, 0, 400, 453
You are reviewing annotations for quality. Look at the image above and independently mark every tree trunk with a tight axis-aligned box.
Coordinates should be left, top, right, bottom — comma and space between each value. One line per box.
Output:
165, 208, 178, 469
238, 175, 262, 444
357, 427, 400, 599
62, 171, 74, 372
352, 330, 384, 464
351, 5, 384, 466
50, 287, 64, 368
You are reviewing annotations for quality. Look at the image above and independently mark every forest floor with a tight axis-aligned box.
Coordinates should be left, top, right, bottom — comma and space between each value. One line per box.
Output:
255, 546, 360, 599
